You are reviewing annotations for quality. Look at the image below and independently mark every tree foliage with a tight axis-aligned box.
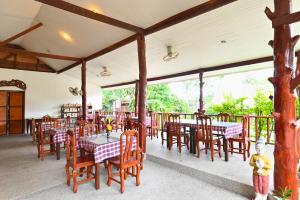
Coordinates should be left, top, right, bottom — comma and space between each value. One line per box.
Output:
102, 84, 192, 113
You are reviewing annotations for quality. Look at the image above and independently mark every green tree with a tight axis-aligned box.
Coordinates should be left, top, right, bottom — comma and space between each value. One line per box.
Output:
102, 84, 192, 113
207, 94, 249, 115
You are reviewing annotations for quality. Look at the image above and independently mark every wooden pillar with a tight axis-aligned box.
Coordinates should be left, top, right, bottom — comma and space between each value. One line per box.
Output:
135, 80, 139, 116
296, 53, 300, 118
137, 34, 147, 153
81, 60, 87, 121
265, 1, 299, 199
198, 71, 205, 114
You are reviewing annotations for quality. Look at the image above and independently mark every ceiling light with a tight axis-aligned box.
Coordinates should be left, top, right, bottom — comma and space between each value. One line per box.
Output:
59, 31, 74, 43
87, 5, 103, 14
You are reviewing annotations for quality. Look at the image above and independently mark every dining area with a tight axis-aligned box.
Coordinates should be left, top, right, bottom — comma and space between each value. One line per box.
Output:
32, 114, 142, 194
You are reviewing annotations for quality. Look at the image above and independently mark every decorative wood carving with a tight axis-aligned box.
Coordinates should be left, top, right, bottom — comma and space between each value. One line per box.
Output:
0, 79, 26, 90
266, 1, 299, 199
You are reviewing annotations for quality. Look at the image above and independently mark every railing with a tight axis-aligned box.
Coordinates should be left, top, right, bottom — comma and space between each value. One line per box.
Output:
155, 112, 275, 145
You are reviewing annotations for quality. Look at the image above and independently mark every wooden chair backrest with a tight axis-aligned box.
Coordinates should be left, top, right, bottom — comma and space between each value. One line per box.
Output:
151, 112, 158, 128
196, 115, 212, 143
42, 115, 51, 122
120, 130, 139, 165
66, 130, 77, 167
54, 118, 66, 129
241, 115, 249, 140
168, 114, 181, 136
85, 123, 99, 136
217, 113, 230, 122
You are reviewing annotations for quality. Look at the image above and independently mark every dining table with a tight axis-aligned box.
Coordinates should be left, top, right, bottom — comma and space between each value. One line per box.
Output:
165, 119, 243, 161
78, 134, 137, 188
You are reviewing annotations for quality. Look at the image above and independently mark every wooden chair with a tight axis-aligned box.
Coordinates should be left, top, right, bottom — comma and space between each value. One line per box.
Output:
167, 114, 189, 153
113, 112, 122, 132
42, 115, 51, 122
161, 113, 169, 146
54, 118, 67, 129
107, 130, 141, 193
124, 112, 138, 131
65, 130, 99, 193
147, 111, 159, 139
196, 115, 222, 161
228, 115, 251, 161
37, 123, 55, 160
217, 113, 230, 122
31, 118, 37, 144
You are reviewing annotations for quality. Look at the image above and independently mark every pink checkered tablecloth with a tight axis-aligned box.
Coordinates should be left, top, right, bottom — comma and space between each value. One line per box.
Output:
165, 120, 243, 139
78, 135, 137, 163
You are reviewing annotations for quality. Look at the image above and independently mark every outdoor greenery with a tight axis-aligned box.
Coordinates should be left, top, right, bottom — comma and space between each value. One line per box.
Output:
102, 84, 192, 113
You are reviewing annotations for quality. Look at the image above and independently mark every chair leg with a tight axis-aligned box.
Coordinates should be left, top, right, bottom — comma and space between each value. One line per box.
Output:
107, 162, 112, 186
161, 131, 164, 146
218, 140, 222, 158
230, 141, 233, 154
41, 145, 45, 161
136, 165, 140, 186
120, 169, 125, 193
243, 142, 246, 161
186, 135, 190, 150
72, 170, 78, 193
210, 142, 214, 162
247, 141, 251, 158
37, 144, 40, 158
196, 140, 200, 158
65, 163, 71, 186
178, 136, 181, 153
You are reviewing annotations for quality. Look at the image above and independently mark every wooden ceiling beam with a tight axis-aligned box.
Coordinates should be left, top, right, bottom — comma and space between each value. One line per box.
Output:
145, 0, 237, 35
58, 0, 237, 74
35, 0, 144, 33
0, 23, 43, 46
1, 53, 14, 60
0, 59, 56, 73
0, 46, 81, 61
101, 56, 273, 88
272, 11, 300, 27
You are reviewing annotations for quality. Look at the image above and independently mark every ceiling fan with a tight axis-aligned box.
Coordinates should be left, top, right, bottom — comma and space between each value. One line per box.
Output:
97, 66, 112, 77
163, 45, 179, 62
68, 87, 82, 96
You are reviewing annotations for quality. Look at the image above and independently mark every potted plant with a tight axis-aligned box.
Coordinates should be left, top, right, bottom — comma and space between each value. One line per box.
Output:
105, 118, 114, 137
272, 187, 292, 200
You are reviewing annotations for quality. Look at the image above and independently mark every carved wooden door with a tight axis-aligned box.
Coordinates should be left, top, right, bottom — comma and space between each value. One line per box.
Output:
0, 91, 7, 135
8, 92, 24, 134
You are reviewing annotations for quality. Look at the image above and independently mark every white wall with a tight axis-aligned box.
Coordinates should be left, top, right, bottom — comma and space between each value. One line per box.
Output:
0, 68, 102, 119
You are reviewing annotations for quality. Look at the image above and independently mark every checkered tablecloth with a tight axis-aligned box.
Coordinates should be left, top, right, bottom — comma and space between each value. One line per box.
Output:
78, 135, 137, 163
165, 120, 243, 139
49, 128, 67, 143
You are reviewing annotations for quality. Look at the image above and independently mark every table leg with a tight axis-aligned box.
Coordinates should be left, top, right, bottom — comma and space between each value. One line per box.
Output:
95, 163, 100, 190
223, 137, 229, 162
56, 142, 60, 160
190, 128, 196, 154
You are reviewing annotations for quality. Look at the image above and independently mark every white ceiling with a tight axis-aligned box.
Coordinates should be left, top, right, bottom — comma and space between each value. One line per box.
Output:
1, 0, 300, 87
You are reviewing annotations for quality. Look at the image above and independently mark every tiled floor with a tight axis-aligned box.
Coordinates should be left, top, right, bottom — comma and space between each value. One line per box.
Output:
0, 134, 248, 200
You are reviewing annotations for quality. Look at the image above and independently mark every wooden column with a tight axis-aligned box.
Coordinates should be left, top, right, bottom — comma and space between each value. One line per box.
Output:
265, 1, 299, 199
296, 53, 300, 117
135, 80, 139, 116
81, 60, 87, 121
137, 34, 147, 152
198, 71, 205, 114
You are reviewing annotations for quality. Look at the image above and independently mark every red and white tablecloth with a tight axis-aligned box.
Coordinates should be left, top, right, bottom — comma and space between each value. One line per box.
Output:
78, 135, 137, 163
165, 120, 243, 139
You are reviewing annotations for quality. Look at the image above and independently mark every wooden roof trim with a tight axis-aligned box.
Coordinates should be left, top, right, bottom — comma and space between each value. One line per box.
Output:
0, 59, 56, 73
59, 0, 237, 73
35, 0, 144, 33
145, 0, 237, 35
0, 46, 81, 61
101, 56, 273, 88
0, 23, 43, 47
